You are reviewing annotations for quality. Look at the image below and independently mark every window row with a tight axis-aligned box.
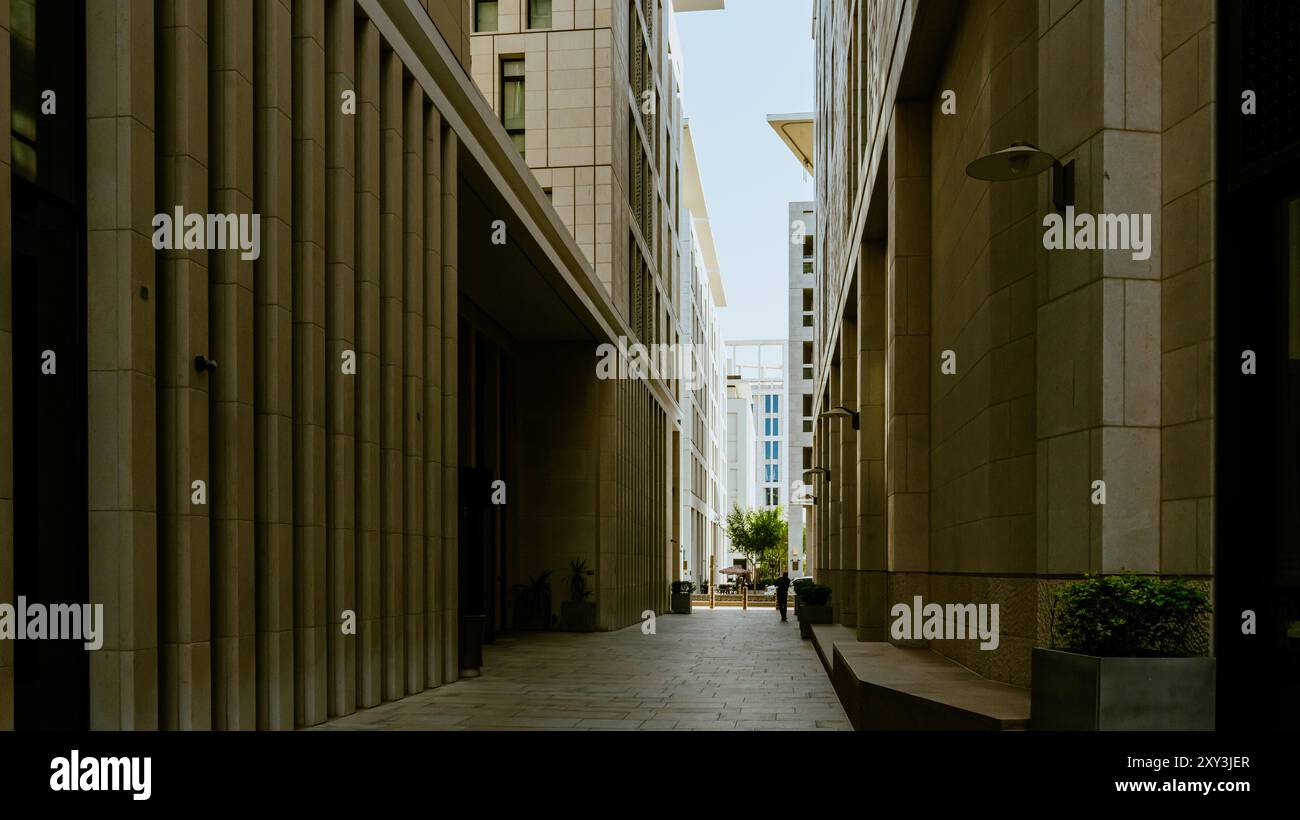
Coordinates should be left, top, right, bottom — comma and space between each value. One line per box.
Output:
475, 0, 552, 32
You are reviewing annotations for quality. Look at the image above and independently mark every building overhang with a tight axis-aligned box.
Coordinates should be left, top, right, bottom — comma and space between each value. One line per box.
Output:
364, 0, 680, 416
681, 120, 726, 307
767, 112, 814, 174
674, 0, 725, 10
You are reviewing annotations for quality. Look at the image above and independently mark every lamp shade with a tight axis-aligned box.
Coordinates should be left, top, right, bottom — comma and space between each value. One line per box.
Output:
965, 142, 1057, 181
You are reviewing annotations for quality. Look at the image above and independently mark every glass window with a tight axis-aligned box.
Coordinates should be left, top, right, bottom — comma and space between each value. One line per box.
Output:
772, 395, 779, 412
528, 0, 552, 29
501, 59, 525, 153
772, 418, 779, 435
475, 0, 499, 32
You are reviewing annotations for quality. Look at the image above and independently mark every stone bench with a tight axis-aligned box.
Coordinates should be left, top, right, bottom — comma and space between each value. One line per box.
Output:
810, 624, 1030, 731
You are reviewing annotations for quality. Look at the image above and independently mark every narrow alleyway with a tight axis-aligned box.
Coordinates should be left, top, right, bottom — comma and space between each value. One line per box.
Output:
317, 609, 849, 731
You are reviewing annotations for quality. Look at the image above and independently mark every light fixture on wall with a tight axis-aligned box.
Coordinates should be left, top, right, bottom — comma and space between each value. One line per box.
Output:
965, 141, 1074, 211
817, 406, 859, 431
802, 467, 831, 483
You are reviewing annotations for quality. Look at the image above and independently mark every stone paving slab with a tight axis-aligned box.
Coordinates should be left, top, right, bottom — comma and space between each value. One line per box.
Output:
314, 608, 849, 732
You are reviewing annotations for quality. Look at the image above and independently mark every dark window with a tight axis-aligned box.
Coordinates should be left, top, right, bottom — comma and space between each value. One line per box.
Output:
528, 0, 552, 29
501, 58, 525, 153
475, 0, 499, 32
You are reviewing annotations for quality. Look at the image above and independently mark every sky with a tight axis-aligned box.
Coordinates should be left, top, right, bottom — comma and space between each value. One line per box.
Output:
675, 0, 816, 344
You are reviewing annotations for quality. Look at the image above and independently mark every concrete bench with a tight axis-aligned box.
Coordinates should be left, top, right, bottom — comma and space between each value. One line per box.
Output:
810, 624, 1030, 731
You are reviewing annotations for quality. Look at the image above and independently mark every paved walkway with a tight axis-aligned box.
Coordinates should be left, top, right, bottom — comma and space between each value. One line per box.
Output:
317, 608, 849, 731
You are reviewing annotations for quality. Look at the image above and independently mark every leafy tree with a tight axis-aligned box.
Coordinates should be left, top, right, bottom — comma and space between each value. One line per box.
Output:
724, 505, 789, 586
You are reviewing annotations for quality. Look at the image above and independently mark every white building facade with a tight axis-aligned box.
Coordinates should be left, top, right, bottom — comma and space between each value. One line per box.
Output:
724, 341, 787, 576
787, 203, 816, 577
677, 121, 727, 592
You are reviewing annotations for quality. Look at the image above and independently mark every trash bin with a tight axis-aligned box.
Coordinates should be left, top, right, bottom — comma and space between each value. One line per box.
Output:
459, 614, 485, 677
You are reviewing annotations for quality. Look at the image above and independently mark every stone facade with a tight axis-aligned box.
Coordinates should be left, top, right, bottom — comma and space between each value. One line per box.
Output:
0, 0, 679, 730
810, 0, 1218, 687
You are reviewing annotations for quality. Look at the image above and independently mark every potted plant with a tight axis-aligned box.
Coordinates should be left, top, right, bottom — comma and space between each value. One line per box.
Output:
791, 577, 815, 620
797, 584, 833, 639
670, 581, 695, 614
558, 558, 597, 631
1032, 573, 1215, 730
510, 570, 553, 630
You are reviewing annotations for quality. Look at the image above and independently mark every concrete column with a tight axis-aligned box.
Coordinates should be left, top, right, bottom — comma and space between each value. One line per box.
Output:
86, 0, 158, 731
379, 48, 405, 701
157, 0, 212, 730
354, 18, 382, 708
1157, 0, 1214, 578
839, 315, 858, 626
885, 101, 931, 618
254, 0, 294, 731
440, 125, 459, 683
401, 79, 425, 695
827, 361, 841, 618
324, 0, 357, 718
0, 6, 12, 730
209, 0, 256, 729
597, 370, 619, 632
1036, 0, 1163, 577
857, 240, 888, 640
291, 0, 327, 727
422, 101, 444, 688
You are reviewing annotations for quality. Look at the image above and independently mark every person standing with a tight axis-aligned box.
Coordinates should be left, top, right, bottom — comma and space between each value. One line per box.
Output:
775, 572, 792, 621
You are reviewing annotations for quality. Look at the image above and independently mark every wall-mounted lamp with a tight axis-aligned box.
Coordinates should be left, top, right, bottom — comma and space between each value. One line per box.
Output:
802, 467, 831, 483
818, 406, 859, 431
194, 355, 218, 373
965, 141, 1074, 211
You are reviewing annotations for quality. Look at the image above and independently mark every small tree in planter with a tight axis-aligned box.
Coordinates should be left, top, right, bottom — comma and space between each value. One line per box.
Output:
670, 581, 695, 614
797, 584, 833, 639
558, 558, 597, 631
511, 570, 553, 630
1033, 573, 1214, 730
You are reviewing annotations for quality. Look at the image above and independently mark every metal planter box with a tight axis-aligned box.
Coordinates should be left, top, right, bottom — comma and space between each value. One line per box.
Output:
1031, 648, 1215, 731
670, 593, 692, 614
558, 601, 597, 632
799, 604, 833, 639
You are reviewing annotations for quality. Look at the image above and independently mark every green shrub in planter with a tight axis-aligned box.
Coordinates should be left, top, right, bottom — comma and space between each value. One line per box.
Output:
1050, 573, 1211, 657
792, 577, 815, 619
558, 558, 597, 631
511, 570, 553, 630
1033, 573, 1215, 730
798, 584, 833, 639
796, 583, 831, 606
670, 581, 695, 614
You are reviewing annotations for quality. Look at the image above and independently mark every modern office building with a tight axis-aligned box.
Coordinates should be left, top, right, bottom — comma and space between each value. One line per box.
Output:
676, 120, 726, 589
723, 377, 757, 575
725, 341, 787, 502
0, 0, 701, 731
786, 201, 815, 577
804, 0, 1299, 729
722, 340, 786, 572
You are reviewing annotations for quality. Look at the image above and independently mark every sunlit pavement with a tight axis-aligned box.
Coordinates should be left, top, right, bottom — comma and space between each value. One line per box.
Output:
316, 607, 849, 731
